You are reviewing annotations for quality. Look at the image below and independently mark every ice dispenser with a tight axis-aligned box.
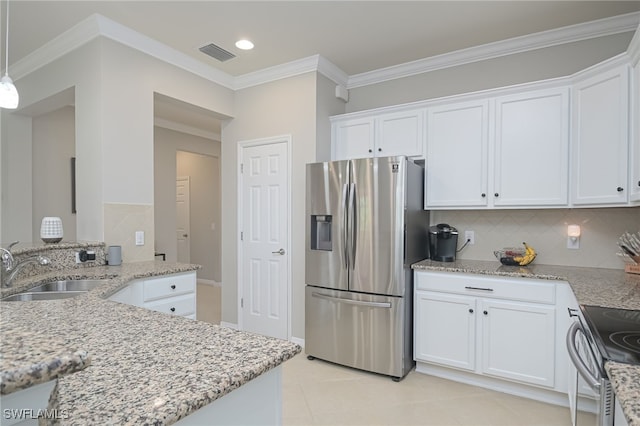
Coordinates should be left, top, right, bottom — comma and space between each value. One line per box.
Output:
310, 215, 332, 251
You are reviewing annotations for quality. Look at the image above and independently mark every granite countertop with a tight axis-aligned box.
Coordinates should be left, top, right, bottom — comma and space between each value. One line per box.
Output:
0, 261, 301, 425
412, 258, 640, 426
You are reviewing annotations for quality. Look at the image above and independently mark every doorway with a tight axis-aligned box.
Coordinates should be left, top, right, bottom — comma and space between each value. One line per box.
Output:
238, 136, 291, 340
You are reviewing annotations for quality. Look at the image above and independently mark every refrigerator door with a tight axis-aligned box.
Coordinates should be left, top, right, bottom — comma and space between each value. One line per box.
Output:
349, 157, 406, 296
305, 286, 411, 379
305, 160, 349, 291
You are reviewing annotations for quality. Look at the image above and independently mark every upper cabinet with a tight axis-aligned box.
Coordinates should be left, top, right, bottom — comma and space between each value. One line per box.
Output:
425, 99, 489, 208
331, 47, 637, 209
493, 87, 570, 207
425, 87, 569, 209
571, 63, 630, 206
331, 107, 425, 160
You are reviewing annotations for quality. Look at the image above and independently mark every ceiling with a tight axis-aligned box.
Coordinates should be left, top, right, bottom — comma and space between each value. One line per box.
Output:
3, 1, 639, 137
3, 1, 640, 78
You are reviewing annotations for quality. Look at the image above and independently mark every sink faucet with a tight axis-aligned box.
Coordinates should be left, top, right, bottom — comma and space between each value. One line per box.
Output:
1, 242, 51, 287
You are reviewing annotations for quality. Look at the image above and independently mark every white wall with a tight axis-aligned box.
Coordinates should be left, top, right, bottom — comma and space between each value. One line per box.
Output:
2, 37, 234, 260
154, 125, 221, 282
221, 72, 319, 338
31, 106, 76, 242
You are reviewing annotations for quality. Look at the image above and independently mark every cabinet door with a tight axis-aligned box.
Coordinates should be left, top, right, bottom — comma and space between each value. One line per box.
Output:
631, 62, 640, 203
480, 299, 556, 388
571, 65, 629, 205
376, 109, 425, 158
493, 88, 569, 207
331, 117, 375, 160
425, 100, 489, 208
414, 291, 476, 371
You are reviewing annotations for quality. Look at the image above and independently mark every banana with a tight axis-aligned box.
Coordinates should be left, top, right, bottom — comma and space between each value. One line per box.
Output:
516, 242, 536, 265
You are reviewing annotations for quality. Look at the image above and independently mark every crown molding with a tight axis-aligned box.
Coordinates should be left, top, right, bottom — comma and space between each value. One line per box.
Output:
12, 14, 235, 89
11, 11, 640, 93
154, 117, 221, 141
233, 55, 321, 90
347, 11, 640, 89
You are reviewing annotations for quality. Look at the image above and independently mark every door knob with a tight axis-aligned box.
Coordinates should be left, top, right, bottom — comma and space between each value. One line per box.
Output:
272, 248, 285, 255
183, 233, 188, 238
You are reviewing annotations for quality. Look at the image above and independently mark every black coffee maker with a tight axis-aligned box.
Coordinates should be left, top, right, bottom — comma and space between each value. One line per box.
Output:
428, 224, 459, 262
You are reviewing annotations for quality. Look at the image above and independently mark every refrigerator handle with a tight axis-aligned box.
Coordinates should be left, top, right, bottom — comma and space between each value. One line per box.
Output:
348, 183, 357, 269
342, 183, 349, 270
311, 292, 392, 309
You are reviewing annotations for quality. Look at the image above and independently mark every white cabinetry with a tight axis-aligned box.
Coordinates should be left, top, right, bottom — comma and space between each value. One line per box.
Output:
424, 87, 569, 209
571, 64, 630, 206
425, 100, 489, 207
493, 88, 569, 207
331, 108, 425, 160
109, 271, 197, 319
414, 271, 557, 390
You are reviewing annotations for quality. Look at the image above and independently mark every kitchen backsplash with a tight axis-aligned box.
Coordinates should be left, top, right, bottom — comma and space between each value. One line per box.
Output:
431, 207, 640, 270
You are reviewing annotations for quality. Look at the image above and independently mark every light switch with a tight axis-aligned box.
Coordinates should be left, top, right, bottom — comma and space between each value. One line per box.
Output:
135, 231, 145, 246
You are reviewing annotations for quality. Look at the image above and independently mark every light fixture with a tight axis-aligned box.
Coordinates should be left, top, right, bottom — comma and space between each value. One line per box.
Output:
235, 39, 254, 50
567, 224, 581, 249
0, 0, 19, 109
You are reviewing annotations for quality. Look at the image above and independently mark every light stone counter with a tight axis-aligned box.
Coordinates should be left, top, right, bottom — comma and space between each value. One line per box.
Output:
412, 258, 640, 426
0, 261, 301, 425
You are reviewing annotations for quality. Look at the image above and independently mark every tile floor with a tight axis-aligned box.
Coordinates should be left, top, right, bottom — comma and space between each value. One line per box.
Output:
196, 283, 596, 426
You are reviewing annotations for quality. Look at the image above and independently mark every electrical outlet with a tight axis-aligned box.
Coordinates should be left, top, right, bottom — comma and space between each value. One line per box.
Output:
465, 230, 475, 245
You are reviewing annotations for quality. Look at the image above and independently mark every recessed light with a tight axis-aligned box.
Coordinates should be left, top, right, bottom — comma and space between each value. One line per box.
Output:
235, 39, 254, 50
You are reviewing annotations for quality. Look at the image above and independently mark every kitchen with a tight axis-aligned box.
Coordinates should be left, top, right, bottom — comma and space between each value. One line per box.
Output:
2, 2, 640, 425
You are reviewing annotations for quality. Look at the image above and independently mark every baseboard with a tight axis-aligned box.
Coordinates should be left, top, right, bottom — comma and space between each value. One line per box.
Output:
220, 321, 238, 330
290, 336, 305, 348
197, 279, 221, 287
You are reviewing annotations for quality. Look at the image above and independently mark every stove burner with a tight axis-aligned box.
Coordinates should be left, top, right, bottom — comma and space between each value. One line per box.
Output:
609, 331, 640, 354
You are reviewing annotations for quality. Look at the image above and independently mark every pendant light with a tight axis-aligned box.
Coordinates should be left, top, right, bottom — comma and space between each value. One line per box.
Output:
0, 0, 19, 109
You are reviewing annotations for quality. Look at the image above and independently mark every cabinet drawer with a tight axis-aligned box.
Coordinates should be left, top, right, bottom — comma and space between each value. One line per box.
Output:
415, 271, 556, 304
144, 294, 195, 316
143, 273, 195, 302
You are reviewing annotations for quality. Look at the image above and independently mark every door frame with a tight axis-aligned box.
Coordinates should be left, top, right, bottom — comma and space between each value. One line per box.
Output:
236, 134, 292, 340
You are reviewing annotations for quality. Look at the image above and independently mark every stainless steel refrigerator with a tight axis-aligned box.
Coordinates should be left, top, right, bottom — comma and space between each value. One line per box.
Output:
305, 156, 429, 380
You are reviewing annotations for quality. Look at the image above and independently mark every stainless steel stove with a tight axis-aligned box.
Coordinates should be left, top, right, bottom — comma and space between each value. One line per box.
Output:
581, 305, 640, 365
567, 305, 640, 426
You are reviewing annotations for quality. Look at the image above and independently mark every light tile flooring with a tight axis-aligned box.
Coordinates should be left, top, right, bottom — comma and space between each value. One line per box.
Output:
196, 284, 596, 426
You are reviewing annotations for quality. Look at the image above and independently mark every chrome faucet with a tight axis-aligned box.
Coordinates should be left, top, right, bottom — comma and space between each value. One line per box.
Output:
1, 242, 51, 287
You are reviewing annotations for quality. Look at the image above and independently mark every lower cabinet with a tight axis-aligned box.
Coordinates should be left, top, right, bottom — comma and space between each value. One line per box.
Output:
109, 271, 197, 319
414, 271, 561, 394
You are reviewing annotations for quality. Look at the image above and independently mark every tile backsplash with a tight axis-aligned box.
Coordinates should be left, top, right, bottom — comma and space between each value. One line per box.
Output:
431, 207, 640, 269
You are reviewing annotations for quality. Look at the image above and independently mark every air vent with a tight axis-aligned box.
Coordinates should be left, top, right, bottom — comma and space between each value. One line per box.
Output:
199, 43, 236, 62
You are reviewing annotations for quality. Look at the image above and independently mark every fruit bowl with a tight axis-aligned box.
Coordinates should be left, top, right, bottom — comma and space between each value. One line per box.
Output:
494, 242, 537, 266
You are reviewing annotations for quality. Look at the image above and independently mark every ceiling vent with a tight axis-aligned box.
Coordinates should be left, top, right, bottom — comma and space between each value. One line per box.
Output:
199, 43, 236, 62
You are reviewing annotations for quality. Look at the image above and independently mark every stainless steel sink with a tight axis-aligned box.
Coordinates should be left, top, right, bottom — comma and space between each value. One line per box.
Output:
1, 279, 109, 301
2, 291, 87, 301
29, 279, 109, 292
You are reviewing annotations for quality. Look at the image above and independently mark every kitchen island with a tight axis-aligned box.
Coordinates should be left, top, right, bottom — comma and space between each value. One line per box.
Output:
0, 261, 301, 425
412, 258, 640, 426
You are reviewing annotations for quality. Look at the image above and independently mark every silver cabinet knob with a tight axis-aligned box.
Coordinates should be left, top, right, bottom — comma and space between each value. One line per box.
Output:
272, 248, 285, 255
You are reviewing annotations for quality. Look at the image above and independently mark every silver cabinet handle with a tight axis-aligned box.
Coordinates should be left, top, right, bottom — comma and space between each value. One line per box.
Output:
272, 248, 285, 255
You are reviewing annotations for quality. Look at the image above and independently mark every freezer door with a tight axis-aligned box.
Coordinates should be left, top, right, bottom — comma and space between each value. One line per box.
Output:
305, 160, 349, 290
350, 157, 406, 296
305, 286, 412, 379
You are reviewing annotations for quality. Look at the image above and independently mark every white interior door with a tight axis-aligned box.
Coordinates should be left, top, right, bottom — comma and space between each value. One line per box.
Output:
239, 139, 289, 340
176, 176, 191, 263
